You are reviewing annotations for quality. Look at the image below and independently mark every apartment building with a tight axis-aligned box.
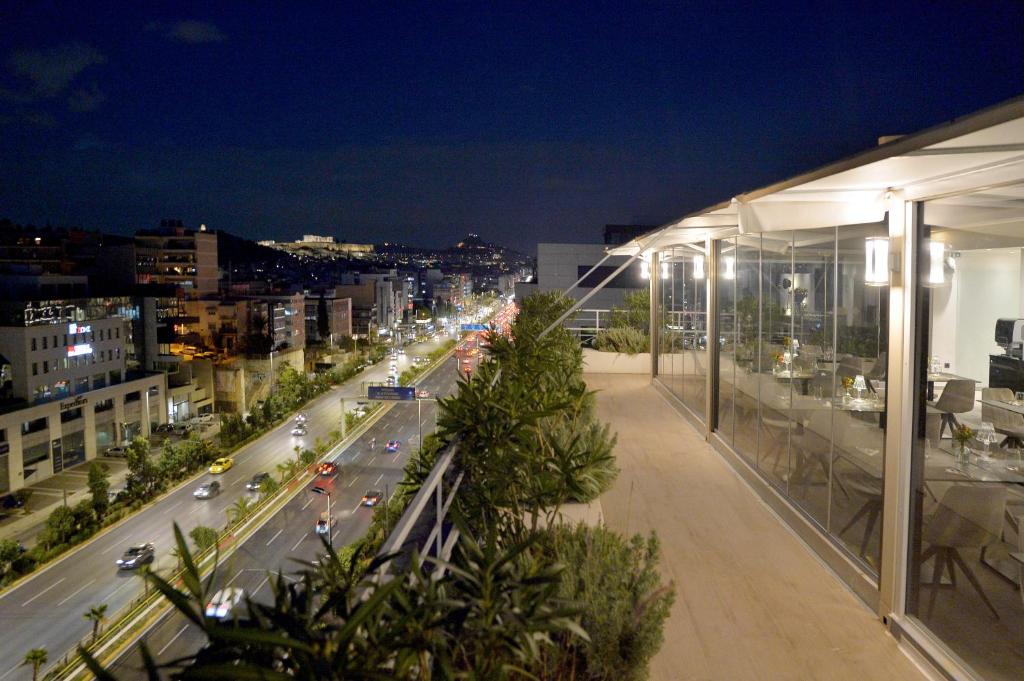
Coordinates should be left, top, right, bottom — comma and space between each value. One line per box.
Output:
135, 220, 218, 295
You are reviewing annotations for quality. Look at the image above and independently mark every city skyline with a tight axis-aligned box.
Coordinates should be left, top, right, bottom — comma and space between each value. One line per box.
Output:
0, 3, 1021, 251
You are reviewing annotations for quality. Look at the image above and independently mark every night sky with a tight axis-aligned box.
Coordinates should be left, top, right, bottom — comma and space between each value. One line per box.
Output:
1, 2, 1022, 253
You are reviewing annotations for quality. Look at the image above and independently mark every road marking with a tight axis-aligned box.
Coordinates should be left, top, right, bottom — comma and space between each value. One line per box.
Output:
102, 580, 133, 603
56, 578, 96, 606
226, 572, 241, 586
290, 536, 305, 552
21, 577, 65, 607
301, 497, 314, 510
347, 475, 359, 487
158, 624, 189, 657
165, 499, 183, 514
374, 473, 384, 485
253, 575, 270, 594
265, 528, 283, 546
101, 541, 125, 555
332, 529, 340, 543
370, 455, 377, 466
351, 501, 362, 513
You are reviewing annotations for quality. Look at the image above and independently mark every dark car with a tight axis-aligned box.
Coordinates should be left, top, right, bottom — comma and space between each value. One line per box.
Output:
116, 543, 155, 569
361, 490, 383, 507
385, 440, 400, 453
1, 493, 25, 510
193, 481, 221, 499
246, 472, 270, 491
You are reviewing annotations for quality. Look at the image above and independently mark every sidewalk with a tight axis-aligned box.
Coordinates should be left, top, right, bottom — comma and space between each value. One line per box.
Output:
587, 373, 929, 681
0, 423, 219, 547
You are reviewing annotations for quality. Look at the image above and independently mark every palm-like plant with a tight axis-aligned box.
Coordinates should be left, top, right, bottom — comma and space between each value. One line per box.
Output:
227, 497, 254, 525
83, 603, 108, 643
22, 647, 47, 681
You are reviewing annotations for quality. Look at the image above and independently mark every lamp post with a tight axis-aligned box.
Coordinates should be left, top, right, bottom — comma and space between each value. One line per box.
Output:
311, 485, 332, 549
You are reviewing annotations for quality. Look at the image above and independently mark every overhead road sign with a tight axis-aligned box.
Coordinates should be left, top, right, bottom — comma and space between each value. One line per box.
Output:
367, 386, 416, 401
460, 323, 488, 331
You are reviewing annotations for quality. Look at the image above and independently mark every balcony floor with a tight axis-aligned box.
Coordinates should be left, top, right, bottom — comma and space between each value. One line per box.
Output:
586, 373, 930, 681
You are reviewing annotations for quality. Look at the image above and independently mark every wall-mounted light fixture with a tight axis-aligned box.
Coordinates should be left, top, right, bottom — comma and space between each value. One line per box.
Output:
693, 254, 705, 279
924, 239, 954, 287
660, 261, 670, 279
640, 260, 651, 279
722, 255, 736, 280
864, 237, 890, 286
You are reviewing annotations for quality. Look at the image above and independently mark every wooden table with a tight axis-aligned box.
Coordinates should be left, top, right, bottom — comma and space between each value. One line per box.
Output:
980, 397, 1024, 416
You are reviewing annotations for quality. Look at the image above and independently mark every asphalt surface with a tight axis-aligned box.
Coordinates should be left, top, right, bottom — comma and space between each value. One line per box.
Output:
108, 356, 467, 678
0, 335, 458, 681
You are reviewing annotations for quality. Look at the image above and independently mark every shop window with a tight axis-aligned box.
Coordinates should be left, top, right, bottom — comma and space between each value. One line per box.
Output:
21, 416, 48, 435
31, 337, 37, 351
124, 390, 140, 403
60, 407, 82, 423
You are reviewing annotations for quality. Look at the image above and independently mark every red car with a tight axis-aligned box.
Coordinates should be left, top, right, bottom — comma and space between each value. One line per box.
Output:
385, 440, 400, 452
317, 462, 338, 477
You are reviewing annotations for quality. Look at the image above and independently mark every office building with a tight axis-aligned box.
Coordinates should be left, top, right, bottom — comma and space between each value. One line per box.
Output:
135, 220, 218, 295
0, 297, 166, 492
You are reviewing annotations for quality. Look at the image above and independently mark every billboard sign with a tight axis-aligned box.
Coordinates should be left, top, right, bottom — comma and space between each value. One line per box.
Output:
367, 386, 416, 401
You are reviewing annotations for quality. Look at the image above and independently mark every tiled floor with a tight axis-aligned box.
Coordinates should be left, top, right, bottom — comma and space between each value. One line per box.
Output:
587, 373, 930, 681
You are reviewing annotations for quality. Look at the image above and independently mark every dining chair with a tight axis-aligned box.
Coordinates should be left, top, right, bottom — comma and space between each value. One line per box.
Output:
921, 484, 1007, 620
926, 379, 976, 439
981, 387, 1024, 450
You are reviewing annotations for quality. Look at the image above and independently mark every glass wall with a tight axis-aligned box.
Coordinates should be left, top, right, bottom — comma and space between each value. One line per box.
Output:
655, 246, 708, 419
906, 185, 1024, 681
714, 224, 888, 576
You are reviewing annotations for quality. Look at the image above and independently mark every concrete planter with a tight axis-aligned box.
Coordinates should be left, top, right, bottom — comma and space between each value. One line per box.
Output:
582, 348, 651, 374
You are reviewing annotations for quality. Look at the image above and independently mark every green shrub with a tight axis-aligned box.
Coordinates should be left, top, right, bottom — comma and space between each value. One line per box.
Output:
537, 524, 675, 680
593, 327, 649, 355
189, 526, 220, 552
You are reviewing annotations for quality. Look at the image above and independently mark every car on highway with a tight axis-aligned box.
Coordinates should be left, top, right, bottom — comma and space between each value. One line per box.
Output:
245, 472, 270, 491
104, 445, 128, 457
317, 461, 337, 477
116, 542, 155, 569
295, 412, 307, 425
208, 457, 234, 474
314, 512, 334, 535
416, 389, 430, 399
386, 376, 396, 386
205, 587, 245, 620
291, 425, 307, 437
385, 440, 400, 452
398, 348, 405, 355
193, 481, 221, 499
361, 490, 384, 507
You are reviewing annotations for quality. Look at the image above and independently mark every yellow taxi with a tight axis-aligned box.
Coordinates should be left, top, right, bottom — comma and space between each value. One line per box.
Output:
208, 457, 234, 474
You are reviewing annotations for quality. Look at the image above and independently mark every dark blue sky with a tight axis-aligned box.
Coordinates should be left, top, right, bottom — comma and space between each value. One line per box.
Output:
1, 2, 1022, 253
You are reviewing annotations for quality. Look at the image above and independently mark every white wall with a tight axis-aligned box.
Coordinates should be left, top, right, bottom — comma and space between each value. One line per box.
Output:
950, 249, 1023, 384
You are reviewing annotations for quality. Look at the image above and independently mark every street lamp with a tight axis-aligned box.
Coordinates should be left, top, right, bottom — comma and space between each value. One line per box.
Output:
311, 485, 332, 549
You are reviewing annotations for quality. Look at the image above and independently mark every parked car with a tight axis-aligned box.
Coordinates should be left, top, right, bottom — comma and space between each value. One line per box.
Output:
104, 445, 128, 457
317, 462, 337, 477
1, 493, 25, 510
208, 457, 234, 474
194, 481, 221, 499
154, 423, 175, 433
196, 413, 215, 424
107, 487, 126, 503
361, 490, 383, 507
245, 472, 270, 491
205, 588, 245, 620
116, 543, 155, 569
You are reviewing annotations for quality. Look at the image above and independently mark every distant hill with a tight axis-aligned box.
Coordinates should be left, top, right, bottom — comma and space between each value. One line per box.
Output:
217, 230, 288, 268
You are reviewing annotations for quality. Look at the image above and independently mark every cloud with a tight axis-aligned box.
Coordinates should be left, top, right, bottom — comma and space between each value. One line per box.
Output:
8, 43, 106, 97
68, 83, 106, 112
147, 20, 226, 44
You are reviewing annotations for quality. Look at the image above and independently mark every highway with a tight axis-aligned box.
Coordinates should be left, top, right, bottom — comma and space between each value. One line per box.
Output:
108, 356, 466, 678
0, 336, 455, 681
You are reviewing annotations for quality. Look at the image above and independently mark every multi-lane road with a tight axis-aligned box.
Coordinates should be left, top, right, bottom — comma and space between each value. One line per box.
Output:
109, 358, 464, 677
0, 336, 459, 681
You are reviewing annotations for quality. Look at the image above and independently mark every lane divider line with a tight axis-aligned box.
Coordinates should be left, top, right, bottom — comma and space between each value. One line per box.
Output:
157, 625, 189, 657
265, 529, 283, 546
56, 579, 97, 607
21, 577, 66, 607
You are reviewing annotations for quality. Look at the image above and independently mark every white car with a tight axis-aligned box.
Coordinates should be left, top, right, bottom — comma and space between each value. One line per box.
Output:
295, 412, 308, 425
291, 425, 307, 437
205, 587, 245, 620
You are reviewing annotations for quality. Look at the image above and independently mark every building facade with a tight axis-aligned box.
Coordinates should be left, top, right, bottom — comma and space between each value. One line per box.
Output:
0, 297, 167, 493
600, 97, 1024, 681
135, 221, 218, 295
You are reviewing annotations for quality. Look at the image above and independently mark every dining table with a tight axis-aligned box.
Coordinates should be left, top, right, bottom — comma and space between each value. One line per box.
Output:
771, 368, 816, 395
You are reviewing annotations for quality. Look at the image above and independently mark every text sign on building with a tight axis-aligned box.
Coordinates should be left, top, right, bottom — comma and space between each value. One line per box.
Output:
67, 343, 93, 357
367, 386, 416, 401
68, 323, 92, 335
